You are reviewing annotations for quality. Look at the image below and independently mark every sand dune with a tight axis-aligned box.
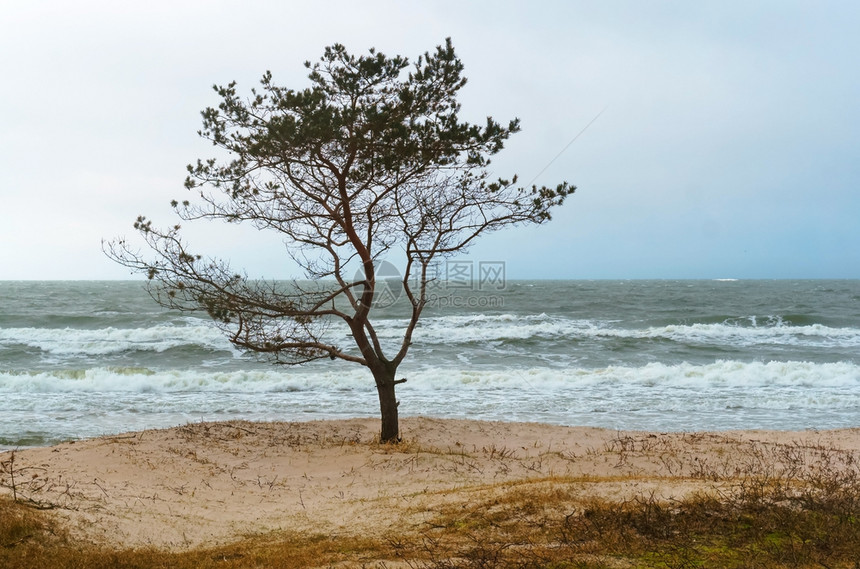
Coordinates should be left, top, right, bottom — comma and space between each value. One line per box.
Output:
3, 418, 860, 551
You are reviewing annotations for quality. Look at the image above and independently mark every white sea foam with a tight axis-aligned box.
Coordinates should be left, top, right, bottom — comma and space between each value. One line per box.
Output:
0, 324, 238, 356
1, 360, 856, 394
3, 313, 857, 360
380, 314, 860, 348
0, 367, 369, 393
376, 313, 601, 343
596, 322, 860, 348
1, 360, 858, 444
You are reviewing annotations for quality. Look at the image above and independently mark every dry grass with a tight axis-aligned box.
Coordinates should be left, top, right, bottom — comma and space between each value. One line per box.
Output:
3, 429, 860, 568
390, 436, 860, 569
394, 476, 860, 568
0, 497, 391, 569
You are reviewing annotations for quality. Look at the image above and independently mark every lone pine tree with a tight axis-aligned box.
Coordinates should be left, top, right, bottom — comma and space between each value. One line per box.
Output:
107, 39, 574, 442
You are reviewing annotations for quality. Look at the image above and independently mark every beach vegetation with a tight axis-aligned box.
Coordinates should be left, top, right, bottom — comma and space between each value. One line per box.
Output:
104, 39, 573, 443
4, 465, 860, 567
4, 431, 860, 568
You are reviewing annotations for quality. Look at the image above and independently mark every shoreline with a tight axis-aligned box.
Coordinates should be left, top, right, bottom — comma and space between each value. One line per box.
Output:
3, 417, 860, 551
6, 402, 860, 454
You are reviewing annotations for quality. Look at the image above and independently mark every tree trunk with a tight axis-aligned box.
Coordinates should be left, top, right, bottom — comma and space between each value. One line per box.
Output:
373, 366, 400, 443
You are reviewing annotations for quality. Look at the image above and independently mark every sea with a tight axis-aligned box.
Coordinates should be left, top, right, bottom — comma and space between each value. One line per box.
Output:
1, 279, 859, 448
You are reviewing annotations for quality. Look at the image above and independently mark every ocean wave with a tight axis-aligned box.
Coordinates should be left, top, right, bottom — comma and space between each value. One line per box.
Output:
2, 311, 857, 362
403, 360, 860, 390
0, 325, 238, 356
575, 360, 860, 389
375, 313, 597, 342
598, 322, 860, 348
2, 360, 857, 394
0, 367, 375, 393
375, 313, 860, 349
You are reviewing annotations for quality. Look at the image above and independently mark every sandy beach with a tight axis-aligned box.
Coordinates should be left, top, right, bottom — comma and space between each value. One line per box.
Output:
3, 417, 860, 553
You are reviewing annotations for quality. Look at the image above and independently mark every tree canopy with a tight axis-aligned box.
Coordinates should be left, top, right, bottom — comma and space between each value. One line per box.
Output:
106, 39, 574, 442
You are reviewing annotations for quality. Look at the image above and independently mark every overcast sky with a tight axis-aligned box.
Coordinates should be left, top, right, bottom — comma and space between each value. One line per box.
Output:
1, 1, 858, 280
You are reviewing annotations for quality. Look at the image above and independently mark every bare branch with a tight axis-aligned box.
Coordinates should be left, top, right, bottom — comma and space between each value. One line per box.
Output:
105, 38, 574, 442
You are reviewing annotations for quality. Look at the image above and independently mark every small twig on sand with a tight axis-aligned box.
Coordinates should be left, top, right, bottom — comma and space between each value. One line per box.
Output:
93, 478, 109, 498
